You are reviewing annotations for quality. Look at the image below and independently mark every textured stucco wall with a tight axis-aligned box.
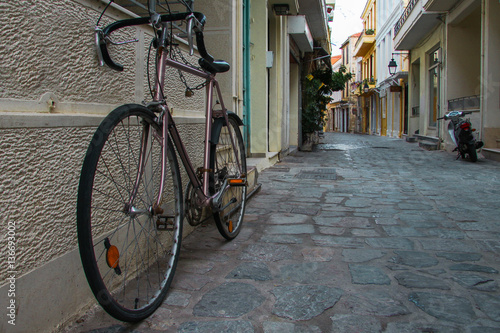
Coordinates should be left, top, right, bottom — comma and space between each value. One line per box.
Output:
0, 1, 234, 331
0, 1, 135, 105
0, 122, 204, 283
0, 0, 231, 283
0, 0, 208, 113
0, 127, 93, 282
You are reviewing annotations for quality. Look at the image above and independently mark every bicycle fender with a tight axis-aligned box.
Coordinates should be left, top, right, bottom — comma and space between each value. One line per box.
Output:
228, 111, 244, 126
211, 112, 243, 145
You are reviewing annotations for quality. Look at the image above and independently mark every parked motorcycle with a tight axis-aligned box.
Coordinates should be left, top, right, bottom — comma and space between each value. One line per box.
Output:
438, 111, 483, 162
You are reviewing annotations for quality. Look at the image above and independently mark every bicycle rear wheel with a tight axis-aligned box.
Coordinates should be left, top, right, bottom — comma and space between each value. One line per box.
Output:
210, 114, 247, 240
77, 104, 183, 322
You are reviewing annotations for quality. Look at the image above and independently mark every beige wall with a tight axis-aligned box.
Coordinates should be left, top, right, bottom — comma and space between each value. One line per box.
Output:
249, 1, 268, 155
447, 6, 481, 101
408, 25, 444, 138
0, 0, 235, 331
289, 62, 300, 146
482, 0, 500, 148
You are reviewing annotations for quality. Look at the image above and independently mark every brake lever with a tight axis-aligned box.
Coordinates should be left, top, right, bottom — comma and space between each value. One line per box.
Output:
95, 28, 105, 67
186, 15, 195, 56
94, 26, 124, 71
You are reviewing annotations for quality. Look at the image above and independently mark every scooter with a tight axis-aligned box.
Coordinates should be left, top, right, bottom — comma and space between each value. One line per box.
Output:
438, 111, 483, 162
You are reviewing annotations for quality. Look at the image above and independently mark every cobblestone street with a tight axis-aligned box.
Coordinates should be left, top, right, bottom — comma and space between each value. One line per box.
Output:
63, 132, 500, 333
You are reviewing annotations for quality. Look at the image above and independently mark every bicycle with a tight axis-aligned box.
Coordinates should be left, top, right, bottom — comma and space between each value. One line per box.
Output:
77, 1, 247, 322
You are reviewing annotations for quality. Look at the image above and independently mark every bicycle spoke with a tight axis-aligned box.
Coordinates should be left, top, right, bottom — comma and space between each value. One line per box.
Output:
78, 106, 182, 321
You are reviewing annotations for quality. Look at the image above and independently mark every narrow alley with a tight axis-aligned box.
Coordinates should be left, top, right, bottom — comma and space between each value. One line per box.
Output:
63, 132, 500, 332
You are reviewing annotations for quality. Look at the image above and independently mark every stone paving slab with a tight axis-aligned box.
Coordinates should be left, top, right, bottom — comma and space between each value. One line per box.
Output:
61, 133, 500, 333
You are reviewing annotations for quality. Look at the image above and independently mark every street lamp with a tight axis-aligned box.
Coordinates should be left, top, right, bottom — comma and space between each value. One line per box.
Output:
363, 82, 369, 93
388, 58, 398, 75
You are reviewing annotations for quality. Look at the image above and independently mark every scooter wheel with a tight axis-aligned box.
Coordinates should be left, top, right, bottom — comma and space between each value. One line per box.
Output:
467, 144, 478, 162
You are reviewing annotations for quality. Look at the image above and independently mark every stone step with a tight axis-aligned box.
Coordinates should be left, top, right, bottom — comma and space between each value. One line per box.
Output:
406, 136, 417, 143
419, 140, 439, 151
482, 148, 500, 162
414, 134, 440, 144
247, 166, 261, 193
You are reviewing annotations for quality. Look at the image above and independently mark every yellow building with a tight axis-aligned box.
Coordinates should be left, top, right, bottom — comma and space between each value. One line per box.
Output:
353, 0, 377, 134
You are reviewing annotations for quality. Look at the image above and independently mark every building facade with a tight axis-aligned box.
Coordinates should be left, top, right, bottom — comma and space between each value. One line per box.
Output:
335, 33, 362, 133
326, 55, 342, 132
376, 0, 409, 138
394, 0, 500, 158
249, 0, 334, 164
354, 0, 378, 135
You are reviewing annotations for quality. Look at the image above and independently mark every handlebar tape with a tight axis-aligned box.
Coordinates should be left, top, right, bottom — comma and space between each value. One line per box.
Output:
99, 12, 212, 71
195, 31, 214, 63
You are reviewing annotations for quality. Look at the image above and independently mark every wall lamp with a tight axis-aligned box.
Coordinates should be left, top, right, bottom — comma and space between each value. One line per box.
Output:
388, 58, 398, 75
273, 4, 290, 15
363, 82, 369, 93
388, 52, 409, 75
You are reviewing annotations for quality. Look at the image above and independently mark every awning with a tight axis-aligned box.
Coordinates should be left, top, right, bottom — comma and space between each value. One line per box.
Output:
288, 16, 314, 52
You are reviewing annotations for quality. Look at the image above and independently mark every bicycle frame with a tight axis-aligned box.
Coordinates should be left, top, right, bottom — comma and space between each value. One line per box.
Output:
132, 26, 243, 213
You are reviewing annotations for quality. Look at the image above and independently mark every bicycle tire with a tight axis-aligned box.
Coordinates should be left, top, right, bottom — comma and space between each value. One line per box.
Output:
77, 104, 183, 322
209, 114, 247, 240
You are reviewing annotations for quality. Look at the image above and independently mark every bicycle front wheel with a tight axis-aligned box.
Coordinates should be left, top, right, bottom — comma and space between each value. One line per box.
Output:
77, 104, 183, 322
210, 114, 247, 240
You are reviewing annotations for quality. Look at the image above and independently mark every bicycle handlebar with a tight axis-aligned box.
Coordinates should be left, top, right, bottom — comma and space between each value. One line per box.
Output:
96, 12, 214, 72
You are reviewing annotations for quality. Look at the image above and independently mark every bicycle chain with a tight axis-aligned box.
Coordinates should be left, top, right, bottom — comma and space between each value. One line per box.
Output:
171, 45, 208, 96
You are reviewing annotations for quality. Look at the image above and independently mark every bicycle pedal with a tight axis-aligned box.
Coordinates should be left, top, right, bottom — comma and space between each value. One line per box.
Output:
156, 215, 175, 231
228, 178, 247, 187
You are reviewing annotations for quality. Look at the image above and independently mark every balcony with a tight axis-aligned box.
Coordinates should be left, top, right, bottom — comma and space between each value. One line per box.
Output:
354, 30, 376, 57
424, 0, 462, 12
298, 0, 330, 40
393, 0, 442, 50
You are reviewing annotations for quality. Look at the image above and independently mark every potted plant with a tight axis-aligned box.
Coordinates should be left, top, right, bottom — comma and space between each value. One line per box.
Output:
365, 29, 375, 35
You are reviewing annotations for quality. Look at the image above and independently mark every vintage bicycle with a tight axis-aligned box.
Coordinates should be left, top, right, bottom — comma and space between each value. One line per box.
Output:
76, 0, 247, 322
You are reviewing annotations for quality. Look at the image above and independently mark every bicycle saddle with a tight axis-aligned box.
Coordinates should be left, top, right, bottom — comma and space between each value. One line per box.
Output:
199, 58, 230, 74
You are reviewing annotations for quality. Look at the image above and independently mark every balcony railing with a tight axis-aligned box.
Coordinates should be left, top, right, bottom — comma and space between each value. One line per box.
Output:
448, 95, 480, 111
394, 0, 419, 37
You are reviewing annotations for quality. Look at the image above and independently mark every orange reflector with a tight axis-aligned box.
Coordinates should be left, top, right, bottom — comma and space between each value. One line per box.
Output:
229, 179, 245, 185
106, 245, 120, 269
228, 220, 234, 233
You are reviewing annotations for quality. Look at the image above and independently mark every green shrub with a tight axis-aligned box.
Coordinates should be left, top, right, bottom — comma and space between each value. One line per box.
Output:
302, 65, 352, 137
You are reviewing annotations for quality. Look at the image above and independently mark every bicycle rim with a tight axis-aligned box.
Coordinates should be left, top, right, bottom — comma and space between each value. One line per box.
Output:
210, 116, 247, 240
77, 105, 182, 321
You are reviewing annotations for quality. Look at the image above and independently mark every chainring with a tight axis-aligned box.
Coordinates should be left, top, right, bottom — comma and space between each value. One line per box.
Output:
184, 180, 206, 226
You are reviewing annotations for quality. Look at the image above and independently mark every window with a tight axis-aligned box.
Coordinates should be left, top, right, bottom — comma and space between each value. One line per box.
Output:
428, 48, 440, 127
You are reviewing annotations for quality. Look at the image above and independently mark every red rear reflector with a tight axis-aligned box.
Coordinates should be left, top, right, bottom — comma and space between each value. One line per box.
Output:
106, 245, 120, 269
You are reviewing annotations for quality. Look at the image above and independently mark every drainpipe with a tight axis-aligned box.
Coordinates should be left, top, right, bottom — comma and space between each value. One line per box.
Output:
243, 0, 251, 152
479, 0, 486, 142
438, 19, 446, 145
